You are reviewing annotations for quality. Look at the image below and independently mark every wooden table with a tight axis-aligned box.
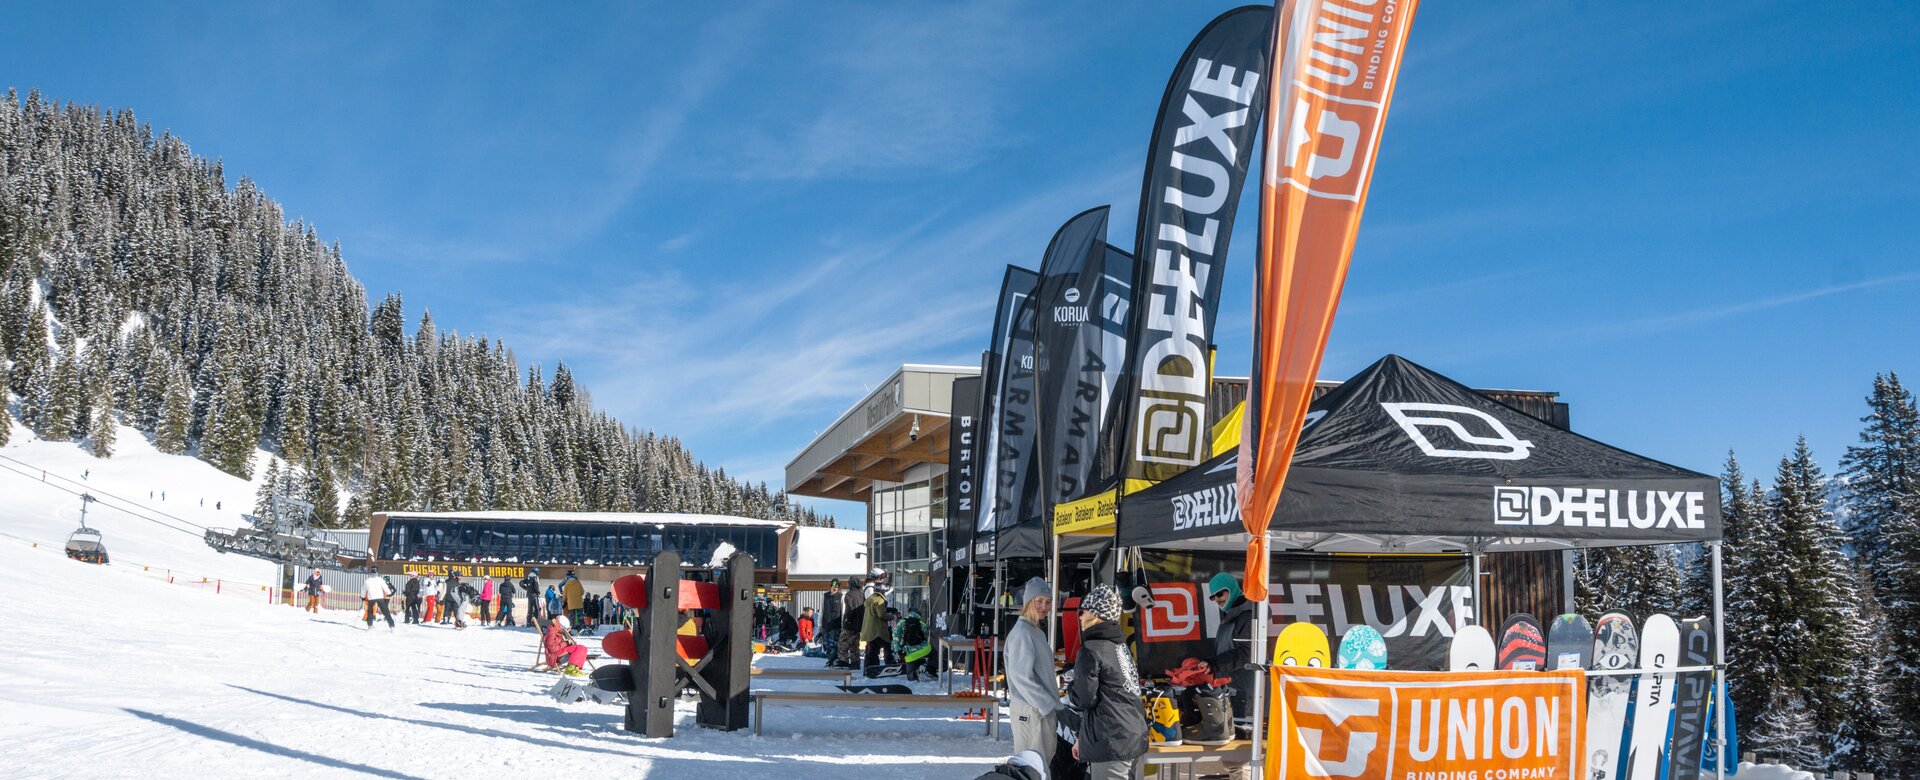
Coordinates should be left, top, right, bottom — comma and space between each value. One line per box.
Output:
750, 667, 854, 686
751, 691, 1000, 738
1142, 739, 1253, 780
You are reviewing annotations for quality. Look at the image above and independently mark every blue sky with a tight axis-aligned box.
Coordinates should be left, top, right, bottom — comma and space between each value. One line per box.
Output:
6, 2, 1916, 528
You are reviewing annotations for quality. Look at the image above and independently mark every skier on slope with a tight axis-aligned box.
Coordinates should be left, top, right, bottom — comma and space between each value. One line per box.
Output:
403, 574, 422, 624
304, 570, 324, 614
363, 574, 396, 630
496, 576, 516, 627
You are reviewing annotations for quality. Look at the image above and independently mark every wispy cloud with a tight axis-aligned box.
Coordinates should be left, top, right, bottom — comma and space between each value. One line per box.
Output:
717, 0, 1051, 181
1558, 272, 1920, 341
490, 163, 1137, 481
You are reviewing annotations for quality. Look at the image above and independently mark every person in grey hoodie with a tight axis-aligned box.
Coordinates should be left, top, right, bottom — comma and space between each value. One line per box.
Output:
1004, 577, 1060, 766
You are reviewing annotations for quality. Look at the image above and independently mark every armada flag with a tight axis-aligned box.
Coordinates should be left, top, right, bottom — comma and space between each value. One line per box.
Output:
1116, 6, 1275, 487
1238, 0, 1419, 604
975, 267, 1039, 558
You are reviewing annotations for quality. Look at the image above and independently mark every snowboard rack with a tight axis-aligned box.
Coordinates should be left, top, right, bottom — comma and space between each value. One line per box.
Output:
597, 550, 754, 737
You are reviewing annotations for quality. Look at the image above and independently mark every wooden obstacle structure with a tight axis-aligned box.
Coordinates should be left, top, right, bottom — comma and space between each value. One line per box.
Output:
591, 550, 754, 737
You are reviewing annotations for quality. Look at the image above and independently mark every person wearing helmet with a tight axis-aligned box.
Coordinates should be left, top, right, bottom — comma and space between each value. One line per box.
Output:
540, 614, 589, 676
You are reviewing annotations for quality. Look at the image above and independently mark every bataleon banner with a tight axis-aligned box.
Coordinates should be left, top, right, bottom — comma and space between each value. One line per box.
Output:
1118, 5, 1274, 486
1268, 667, 1585, 780
1239, 0, 1424, 602
1135, 550, 1472, 674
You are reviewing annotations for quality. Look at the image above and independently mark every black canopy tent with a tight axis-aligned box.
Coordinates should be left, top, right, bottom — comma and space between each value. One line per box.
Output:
1114, 355, 1730, 778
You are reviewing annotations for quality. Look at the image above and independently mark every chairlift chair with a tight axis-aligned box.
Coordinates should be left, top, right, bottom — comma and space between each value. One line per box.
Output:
65, 525, 108, 565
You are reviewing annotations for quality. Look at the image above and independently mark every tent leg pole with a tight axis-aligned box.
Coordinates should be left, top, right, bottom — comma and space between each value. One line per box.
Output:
1711, 541, 1727, 780
1471, 550, 1484, 626
1252, 584, 1268, 778
1047, 535, 1059, 651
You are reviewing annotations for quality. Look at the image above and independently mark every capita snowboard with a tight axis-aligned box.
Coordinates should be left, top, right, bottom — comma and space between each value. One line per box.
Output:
1546, 613, 1594, 671
1585, 612, 1640, 780
1273, 622, 1330, 669
1497, 614, 1547, 671
1625, 614, 1680, 780
1448, 625, 1496, 671
1662, 617, 1715, 780
1337, 625, 1388, 670
838, 684, 914, 695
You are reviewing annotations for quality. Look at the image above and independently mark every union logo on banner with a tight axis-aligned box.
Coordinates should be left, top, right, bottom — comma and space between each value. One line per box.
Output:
1268, 667, 1585, 780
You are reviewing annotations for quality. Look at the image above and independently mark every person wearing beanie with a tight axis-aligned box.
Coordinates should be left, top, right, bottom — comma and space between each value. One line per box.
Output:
1004, 576, 1059, 765
1069, 584, 1147, 779
1206, 572, 1257, 779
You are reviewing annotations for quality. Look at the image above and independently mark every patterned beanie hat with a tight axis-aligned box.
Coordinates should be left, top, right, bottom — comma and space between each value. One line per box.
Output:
1083, 584, 1123, 622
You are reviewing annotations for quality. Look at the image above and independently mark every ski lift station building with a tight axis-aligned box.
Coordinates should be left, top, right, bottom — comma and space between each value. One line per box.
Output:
364, 510, 866, 598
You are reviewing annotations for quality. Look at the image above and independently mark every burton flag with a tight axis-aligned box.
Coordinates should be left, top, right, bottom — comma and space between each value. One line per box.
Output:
975, 266, 1038, 559
1238, 0, 1420, 602
944, 375, 983, 566
1118, 6, 1274, 487
1270, 667, 1585, 780
1033, 207, 1115, 511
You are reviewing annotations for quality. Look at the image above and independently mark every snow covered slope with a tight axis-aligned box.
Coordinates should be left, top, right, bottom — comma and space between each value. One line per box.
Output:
0, 418, 279, 586
0, 535, 1008, 778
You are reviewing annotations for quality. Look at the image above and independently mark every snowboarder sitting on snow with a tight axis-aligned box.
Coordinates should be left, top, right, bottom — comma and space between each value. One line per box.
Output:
539, 615, 589, 676
894, 607, 932, 682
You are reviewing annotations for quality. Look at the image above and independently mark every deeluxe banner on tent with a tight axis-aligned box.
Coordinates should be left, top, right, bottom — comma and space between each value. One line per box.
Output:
1269, 667, 1585, 780
1239, 0, 1424, 603
1115, 5, 1274, 488
1136, 549, 1471, 674
1033, 207, 1116, 511
944, 375, 982, 567
1123, 355, 1723, 550
974, 266, 1037, 560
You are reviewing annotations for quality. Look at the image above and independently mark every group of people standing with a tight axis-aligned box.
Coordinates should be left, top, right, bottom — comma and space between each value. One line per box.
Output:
338, 567, 624, 634
998, 573, 1256, 780
817, 572, 933, 682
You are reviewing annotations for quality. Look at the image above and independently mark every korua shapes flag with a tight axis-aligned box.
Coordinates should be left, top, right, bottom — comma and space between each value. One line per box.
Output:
1033, 207, 1115, 509
1119, 6, 1274, 487
975, 266, 1038, 559
1238, 0, 1420, 604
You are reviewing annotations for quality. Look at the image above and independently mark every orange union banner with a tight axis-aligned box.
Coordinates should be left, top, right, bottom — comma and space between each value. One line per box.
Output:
1268, 667, 1585, 780
1237, 0, 1421, 603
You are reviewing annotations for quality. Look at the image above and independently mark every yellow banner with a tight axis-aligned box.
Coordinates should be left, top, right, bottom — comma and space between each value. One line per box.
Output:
1053, 488, 1118, 535
398, 563, 527, 579
1268, 667, 1585, 780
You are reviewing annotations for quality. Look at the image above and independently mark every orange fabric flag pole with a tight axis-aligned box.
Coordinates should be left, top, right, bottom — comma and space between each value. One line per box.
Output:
1237, 0, 1420, 602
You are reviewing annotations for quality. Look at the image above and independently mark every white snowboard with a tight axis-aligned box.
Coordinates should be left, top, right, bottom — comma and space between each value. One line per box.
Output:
1625, 614, 1680, 780
1585, 612, 1639, 780
1447, 624, 1495, 671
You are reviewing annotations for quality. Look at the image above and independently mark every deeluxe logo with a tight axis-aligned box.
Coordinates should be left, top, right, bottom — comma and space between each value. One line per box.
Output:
1494, 486, 1708, 530
1138, 397, 1207, 465
1171, 481, 1238, 532
1293, 695, 1381, 777
1382, 402, 1533, 460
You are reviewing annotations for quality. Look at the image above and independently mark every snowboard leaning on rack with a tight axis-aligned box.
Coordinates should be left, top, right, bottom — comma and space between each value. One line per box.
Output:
1625, 614, 1680, 780
1497, 613, 1546, 671
1546, 613, 1593, 671
1585, 612, 1639, 780
1448, 625, 1495, 671
1663, 617, 1715, 780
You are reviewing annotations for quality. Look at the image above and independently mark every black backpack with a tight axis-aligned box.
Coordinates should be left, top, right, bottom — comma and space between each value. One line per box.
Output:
404, 578, 420, 597
901, 616, 927, 647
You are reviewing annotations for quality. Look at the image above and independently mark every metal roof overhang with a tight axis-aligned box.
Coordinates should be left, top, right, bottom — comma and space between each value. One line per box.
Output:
786, 365, 979, 503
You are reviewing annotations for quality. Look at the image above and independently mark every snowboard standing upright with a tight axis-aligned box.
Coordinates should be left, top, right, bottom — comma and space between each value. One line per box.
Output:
1337, 625, 1387, 670
1546, 613, 1594, 671
1497, 613, 1546, 671
1663, 617, 1715, 780
1448, 625, 1495, 671
1625, 614, 1680, 780
1585, 612, 1639, 780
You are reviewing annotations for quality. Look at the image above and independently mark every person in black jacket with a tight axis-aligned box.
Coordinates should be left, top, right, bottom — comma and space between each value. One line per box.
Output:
819, 580, 844, 662
834, 586, 865, 669
497, 576, 517, 627
304, 571, 325, 613
402, 575, 423, 624
522, 570, 543, 622
1069, 584, 1147, 780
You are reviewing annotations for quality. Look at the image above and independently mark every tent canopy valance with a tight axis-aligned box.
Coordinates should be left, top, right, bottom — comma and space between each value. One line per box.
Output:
1118, 355, 1722, 552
